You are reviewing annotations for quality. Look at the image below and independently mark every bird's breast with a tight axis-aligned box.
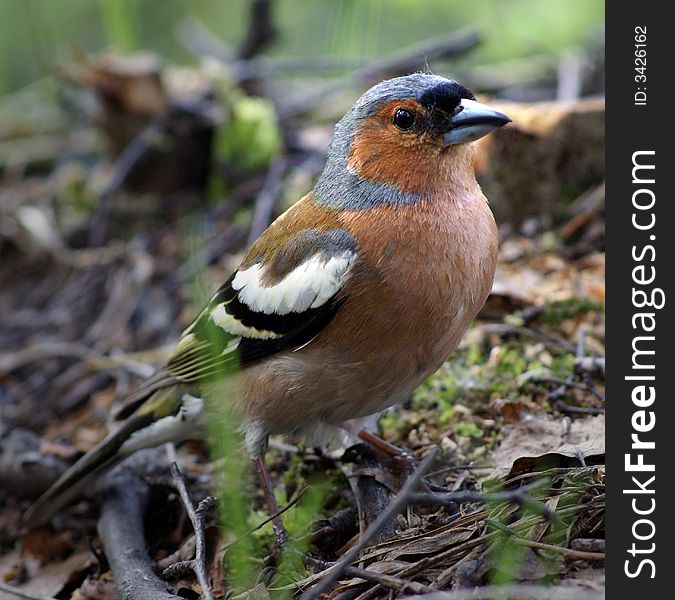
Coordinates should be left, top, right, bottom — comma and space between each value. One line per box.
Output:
241, 189, 498, 433
337, 191, 498, 356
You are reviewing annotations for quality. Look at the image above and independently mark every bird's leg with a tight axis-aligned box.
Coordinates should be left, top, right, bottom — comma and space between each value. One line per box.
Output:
353, 429, 445, 492
355, 429, 418, 476
252, 455, 288, 551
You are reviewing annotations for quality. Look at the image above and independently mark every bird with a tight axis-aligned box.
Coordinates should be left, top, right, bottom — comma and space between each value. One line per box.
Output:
23, 73, 510, 540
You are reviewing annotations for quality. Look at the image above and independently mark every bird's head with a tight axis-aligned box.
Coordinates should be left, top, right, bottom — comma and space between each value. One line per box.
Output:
314, 73, 511, 209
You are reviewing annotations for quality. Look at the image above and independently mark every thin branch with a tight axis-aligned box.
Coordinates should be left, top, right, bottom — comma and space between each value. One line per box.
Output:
166, 444, 216, 600
341, 566, 434, 595
513, 537, 605, 561
404, 585, 604, 600
0, 340, 102, 374
88, 118, 166, 247
478, 323, 577, 354
246, 157, 287, 246
533, 376, 600, 395
407, 479, 562, 525
552, 399, 605, 416
304, 557, 434, 595
98, 450, 181, 600
300, 447, 439, 600
224, 486, 308, 548
238, 0, 278, 60
279, 28, 480, 119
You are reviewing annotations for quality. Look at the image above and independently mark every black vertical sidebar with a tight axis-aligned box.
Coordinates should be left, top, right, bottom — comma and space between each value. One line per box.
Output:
606, 2, 670, 597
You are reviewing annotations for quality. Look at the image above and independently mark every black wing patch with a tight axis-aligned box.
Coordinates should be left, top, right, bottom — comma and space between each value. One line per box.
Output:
161, 227, 356, 383
187, 277, 345, 369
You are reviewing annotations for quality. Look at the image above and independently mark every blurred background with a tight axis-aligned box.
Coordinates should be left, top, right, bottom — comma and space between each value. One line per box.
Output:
0, 1, 605, 598
0, 0, 606, 255
0, 0, 604, 92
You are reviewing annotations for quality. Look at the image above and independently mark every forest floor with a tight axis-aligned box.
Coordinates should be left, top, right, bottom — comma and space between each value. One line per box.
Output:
0, 42, 604, 600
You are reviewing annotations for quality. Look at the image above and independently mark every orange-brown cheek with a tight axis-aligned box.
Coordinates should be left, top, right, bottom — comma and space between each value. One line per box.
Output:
346, 101, 445, 193
348, 130, 444, 193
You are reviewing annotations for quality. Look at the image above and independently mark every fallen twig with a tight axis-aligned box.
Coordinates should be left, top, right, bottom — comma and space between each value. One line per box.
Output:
246, 157, 288, 246
300, 447, 439, 600
408, 479, 562, 525
0, 340, 102, 374
98, 450, 181, 600
343, 565, 434, 595
532, 375, 603, 397
513, 537, 605, 561
304, 557, 434, 596
165, 444, 216, 600
477, 323, 577, 354
279, 28, 481, 119
404, 584, 605, 600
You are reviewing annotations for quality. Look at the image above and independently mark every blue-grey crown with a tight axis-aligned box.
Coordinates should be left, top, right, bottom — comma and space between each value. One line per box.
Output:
313, 74, 474, 210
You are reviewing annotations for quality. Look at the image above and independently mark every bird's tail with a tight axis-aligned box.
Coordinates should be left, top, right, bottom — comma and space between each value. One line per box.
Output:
22, 386, 202, 528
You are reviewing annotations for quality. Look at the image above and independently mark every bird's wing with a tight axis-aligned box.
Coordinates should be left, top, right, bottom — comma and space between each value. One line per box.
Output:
114, 221, 358, 421
186, 225, 357, 366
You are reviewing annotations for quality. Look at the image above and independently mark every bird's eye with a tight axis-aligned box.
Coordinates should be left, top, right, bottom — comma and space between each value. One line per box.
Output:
392, 108, 416, 130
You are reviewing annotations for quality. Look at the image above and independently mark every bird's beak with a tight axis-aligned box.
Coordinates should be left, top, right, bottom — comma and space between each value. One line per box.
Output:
442, 99, 511, 146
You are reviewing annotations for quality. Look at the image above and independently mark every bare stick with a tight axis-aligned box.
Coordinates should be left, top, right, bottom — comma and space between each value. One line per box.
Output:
300, 447, 439, 600
0, 341, 101, 373
477, 323, 577, 354
304, 557, 434, 595
98, 452, 182, 600
513, 537, 605, 561
279, 28, 480, 119
238, 0, 277, 60
246, 157, 287, 246
404, 585, 604, 600
345, 566, 434, 594
166, 444, 216, 600
407, 480, 562, 525
533, 375, 600, 394
223, 486, 307, 550
88, 119, 165, 247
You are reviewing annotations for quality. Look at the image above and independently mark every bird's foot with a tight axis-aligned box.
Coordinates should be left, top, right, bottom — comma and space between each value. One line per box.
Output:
353, 430, 451, 492
355, 430, 418, 477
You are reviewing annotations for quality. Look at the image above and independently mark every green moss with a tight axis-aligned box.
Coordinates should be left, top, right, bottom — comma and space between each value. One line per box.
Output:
467, 344, 483, 365
455, 421, 484, 438
215, 94, 282, 173
542, 297, 604, 325
549, 353, 576, 378
495, 348, 530, 377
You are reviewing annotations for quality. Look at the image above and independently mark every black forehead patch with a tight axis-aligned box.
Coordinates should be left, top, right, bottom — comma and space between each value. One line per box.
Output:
419, 81, 475, 113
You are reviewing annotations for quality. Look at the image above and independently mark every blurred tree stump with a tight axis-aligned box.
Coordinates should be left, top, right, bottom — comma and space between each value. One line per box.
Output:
62, 52, 217, 198
474, 98, 605, 228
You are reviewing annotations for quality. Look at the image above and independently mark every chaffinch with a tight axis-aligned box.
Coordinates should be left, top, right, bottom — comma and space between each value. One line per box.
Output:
24, 74, 510, 533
